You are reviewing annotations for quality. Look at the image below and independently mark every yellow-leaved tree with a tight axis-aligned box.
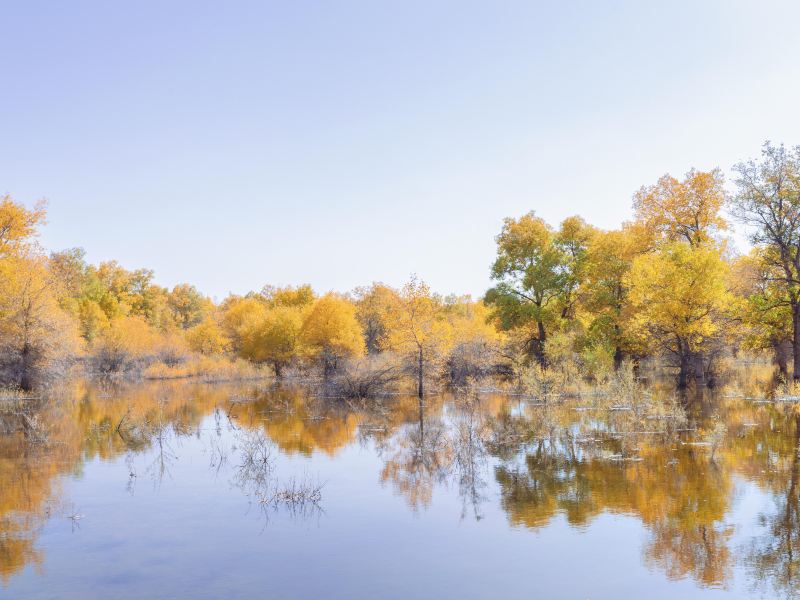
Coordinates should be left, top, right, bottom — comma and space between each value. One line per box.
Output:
0, 196, 47, 256
168, 283, 211, 329
241, 306, 304, 377
625, 242, 736, 386
633, 168, 727, 247
0, 254, 81, 389
300, 294, 364, 379
581, 223, 653, 367
386, 277, 452, 398
352, 283, 400, 354
221, 296, 268, 355
261, 284, 315, 309
186, 317, 231, 356
0, 199, 81, 389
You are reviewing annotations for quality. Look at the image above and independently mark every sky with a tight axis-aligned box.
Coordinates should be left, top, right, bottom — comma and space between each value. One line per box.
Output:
3, 1, 800, 301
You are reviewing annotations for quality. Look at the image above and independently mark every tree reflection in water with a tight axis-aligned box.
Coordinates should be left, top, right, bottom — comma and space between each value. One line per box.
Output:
745, 412, 800, 597
378, 398, 452, 511
451, 392, 490, 521
5, 379, 800, 594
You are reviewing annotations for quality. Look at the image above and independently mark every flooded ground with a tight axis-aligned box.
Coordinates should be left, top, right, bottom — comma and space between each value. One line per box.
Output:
1, 377, 799, 599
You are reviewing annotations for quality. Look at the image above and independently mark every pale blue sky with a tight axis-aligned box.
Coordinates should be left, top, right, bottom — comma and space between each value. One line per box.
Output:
3, 1, 800, 300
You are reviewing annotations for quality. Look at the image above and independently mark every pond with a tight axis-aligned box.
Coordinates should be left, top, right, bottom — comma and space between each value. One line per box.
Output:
1, 378, 797, 599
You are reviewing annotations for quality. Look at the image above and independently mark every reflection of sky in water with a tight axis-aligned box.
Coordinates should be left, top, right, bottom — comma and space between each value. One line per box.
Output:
0, 381, 797, 599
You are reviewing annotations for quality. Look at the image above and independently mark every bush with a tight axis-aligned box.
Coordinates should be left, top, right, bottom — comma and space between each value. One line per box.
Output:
544, 331, 580, 378
326, 354, 402, 399
520, 364, 568, 400
580, 344, 614, 383
444, 339, 501, 386
154, 331, 191, 367
89, 316, 157, 373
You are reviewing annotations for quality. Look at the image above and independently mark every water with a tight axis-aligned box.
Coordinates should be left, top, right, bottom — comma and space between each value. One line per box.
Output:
0, 379, 797, 599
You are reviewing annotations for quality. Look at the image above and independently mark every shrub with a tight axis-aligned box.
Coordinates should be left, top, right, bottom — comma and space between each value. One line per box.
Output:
444, 339, 501, 386
89, 316, 157, 373
326, 354, 402, 399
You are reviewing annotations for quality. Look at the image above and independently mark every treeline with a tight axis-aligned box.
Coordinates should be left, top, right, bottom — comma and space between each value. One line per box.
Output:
0, 204, 500, 393
2, 142, 800, 392
485, 142, 800, 387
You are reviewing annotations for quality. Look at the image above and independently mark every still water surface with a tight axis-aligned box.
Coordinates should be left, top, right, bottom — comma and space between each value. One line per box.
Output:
1, 379, 798, 599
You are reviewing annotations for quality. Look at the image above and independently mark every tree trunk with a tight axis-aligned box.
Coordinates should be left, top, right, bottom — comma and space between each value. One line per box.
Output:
774, 339, 790, 379
530, 320, 547, 367
322, 349, 336, 381
613, 324, 623, 370
793, 302, 800, 381
20, 342, 33, 392
677, 362, 688, 388
692, 352, 706, 387
418, 398, 424, 438
272, 360, 283, 379
613, 346, 623, 370
677, 340, 690, 389
417, 346, 424, 399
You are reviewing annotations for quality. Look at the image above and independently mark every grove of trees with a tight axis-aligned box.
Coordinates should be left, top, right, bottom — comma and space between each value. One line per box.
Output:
485, 144, 800, 387
2, 142, 800, 392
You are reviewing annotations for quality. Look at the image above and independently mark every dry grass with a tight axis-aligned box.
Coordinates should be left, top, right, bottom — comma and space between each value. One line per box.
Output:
774, 376, 800, 402
142, 355, 269, 382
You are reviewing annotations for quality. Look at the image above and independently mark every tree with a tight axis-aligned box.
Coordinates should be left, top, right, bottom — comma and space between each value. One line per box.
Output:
0, 197, 46, 256
0, 254, 81, 389
168, 284, 209, 329
582, 224, 651, 367
49, 247, 90, 298
485, 213, 586, 365
300, 294, 364, 378
93, 261, 135, 316
625, 242, 735, 386
261, 284, 315, 309
0, 199, 80, 389
731, 142, 800, 379
128, 269, 172, 330
730, 250, 793, 377
387, 277, 452, 398
186, 317, 231, 356
625, 167, 732, 386
241, 306, 304, 377
76, 299, 110, 342
633, 168, 727, 247
221, 296, 268, 354
554, 216, 595, 321
352, 283, 400, 354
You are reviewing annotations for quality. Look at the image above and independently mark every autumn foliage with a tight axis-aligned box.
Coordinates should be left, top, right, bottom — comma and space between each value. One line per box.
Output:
3, 142, 800, 391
